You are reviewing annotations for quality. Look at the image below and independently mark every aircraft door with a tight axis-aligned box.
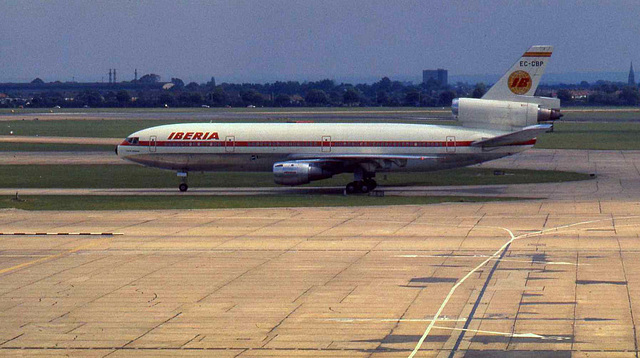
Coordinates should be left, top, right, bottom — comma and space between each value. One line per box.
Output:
321, 136, 331, 152
446, 136, 456, 153
149, 135, 157, 152
225, 136, 235, 153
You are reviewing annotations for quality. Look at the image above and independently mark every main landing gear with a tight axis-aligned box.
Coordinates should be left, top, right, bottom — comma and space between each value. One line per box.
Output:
345, 168, 378, 194
345, 178, 377, 194
177, 171, 188, 192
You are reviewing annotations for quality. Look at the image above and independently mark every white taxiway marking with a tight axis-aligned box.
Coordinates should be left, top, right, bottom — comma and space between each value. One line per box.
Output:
430, 325, 568, 341
407, 218, 619, 358
325, 317, 467, 323
395, 255, 582, 266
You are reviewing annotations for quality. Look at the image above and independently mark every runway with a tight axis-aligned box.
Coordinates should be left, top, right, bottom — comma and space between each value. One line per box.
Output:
2, 202, 640, 357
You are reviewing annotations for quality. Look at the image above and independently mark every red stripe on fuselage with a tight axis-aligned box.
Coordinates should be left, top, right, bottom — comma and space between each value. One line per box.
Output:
131, 139, 535, 148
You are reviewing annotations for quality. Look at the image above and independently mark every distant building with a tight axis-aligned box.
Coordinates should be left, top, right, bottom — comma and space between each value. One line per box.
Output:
629, 62, 636, 87
569, 90, 591, 100
423, 69, 448, 86
0, 93, 15, 105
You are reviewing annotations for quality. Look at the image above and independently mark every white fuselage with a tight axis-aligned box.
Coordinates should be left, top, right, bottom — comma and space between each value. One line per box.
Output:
117, 123, 533, 173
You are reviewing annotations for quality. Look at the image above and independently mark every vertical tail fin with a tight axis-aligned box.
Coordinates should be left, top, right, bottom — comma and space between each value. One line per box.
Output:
482, 45, 553, 101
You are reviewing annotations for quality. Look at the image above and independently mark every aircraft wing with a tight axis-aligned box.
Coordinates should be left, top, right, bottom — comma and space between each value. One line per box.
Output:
471, 124, 552, 148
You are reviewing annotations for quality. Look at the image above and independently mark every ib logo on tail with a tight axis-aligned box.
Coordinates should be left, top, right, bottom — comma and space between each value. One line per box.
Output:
508, 71, 532, 95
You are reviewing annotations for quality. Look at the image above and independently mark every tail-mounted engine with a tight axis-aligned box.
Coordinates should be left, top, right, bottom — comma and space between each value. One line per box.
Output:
273, 161, 334, 186
452, 97, 562, 131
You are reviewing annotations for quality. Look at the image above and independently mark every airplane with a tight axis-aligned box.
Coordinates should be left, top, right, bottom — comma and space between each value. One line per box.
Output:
116, 45, 562, 193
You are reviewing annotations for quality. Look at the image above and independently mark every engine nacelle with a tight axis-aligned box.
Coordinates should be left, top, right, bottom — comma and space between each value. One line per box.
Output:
452, 97, 561, 131
273, 161, 334, 186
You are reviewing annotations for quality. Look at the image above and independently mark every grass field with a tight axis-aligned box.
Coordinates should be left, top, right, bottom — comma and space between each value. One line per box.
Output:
536, 121, 640, 150
0, 165, 590, 189
0, 194, 519, 210
562, 107, 640, 122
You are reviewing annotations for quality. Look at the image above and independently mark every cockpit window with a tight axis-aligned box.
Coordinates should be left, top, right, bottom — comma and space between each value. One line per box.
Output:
125, 137, 139, 145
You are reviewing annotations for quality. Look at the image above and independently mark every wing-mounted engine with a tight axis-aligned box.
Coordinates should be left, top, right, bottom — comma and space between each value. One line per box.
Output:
273, 161, 334, 186
452, 97, 562, 131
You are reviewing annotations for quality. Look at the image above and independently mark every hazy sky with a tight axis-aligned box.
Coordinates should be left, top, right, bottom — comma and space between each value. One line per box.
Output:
1, 0, 639, 83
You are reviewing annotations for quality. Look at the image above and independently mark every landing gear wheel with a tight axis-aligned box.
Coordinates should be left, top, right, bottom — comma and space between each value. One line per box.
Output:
179, 183, 189, 192
346, 181, 374, 194
363, 179, 377, 191
360, 181, 372, 193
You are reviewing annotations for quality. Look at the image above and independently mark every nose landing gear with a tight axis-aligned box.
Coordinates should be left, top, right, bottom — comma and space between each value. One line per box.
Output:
177, 171, 188, 192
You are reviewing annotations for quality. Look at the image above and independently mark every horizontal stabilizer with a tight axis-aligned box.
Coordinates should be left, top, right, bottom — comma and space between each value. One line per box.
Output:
512, 95, 560, 109
471, 124, 552, 147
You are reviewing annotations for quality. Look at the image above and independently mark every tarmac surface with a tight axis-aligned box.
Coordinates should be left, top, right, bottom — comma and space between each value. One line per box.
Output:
2, 203, 640, 357
3, 149, 640, 357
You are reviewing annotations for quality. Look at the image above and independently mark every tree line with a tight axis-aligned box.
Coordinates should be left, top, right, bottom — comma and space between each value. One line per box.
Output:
0, 77, 480, 108
1, 76, 638, 108
550, 81, 640, 106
